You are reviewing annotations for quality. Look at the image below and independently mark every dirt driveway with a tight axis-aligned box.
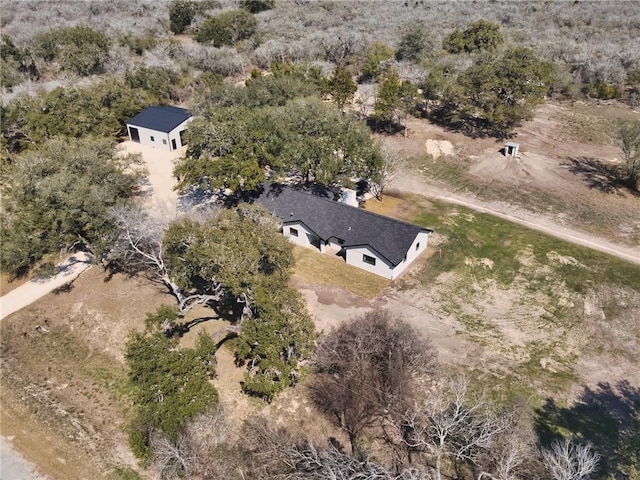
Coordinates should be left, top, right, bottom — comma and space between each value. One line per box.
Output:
389, 170, 640, 265
118, 141, 184, 207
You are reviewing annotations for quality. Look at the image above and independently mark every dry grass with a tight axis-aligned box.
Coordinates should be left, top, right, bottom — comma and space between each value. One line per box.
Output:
360, 195, 405, 216
292, 246, 389, 300
0, 272, 28, 295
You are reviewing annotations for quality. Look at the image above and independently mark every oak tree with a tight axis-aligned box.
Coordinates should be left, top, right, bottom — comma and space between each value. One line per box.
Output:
1, 137, 143, 275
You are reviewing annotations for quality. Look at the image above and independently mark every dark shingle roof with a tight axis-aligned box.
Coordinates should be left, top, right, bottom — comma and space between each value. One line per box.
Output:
127, 106, 192, 133
256, 185, 433, 267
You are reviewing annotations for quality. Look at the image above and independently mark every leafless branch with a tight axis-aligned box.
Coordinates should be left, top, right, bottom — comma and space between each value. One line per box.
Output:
542, 439, 600, 480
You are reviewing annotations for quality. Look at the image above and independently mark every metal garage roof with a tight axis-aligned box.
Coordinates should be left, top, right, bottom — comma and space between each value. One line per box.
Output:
127, 106, 192, 133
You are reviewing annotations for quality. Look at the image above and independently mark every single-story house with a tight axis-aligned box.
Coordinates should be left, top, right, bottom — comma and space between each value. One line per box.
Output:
256, 185, 433, 280
126, 105, 193, 152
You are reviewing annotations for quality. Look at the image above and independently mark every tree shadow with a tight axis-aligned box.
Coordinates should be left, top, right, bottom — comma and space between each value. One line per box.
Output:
421, 106, 516, 140
561, 157, 629, 194
535, 381, 640, 477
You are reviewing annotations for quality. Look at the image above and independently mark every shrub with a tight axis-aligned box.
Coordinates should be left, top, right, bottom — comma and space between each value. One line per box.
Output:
360, 42, 394, 81
240, 0, 275, 14
169, 0, 198, 34
195, 9, 257, 47
32, 26, 110, 76
443, 19, 504, 54
396, 22, 432, 62
119, 34, 158, 56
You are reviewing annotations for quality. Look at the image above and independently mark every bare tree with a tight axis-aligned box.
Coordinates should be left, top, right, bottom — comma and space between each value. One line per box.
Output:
311, 309, 437, 458
402, 376, 510, 480
149, 404, 239, 480
318, 30, 366, 66
476, 423, 534, 480
369, 141, 406, 200
616, 120, 640, 190
542, 439, 600, 480
149, 429, 194, 480
108, 203, 224, 316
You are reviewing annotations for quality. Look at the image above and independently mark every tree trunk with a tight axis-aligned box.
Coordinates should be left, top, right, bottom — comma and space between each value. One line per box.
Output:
434, 453, 443, 480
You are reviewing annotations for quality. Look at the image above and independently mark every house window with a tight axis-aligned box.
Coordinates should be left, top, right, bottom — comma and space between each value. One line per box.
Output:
363, 254, 376, 266
416, 242, 420, 251
289, 227, 299, 237
150, 136, 155, 142
162, 139, 167, 145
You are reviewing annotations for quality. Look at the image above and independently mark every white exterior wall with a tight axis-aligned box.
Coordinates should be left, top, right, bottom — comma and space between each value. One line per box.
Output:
167, 117, 193, 151
127, 117, 192, 152
283, 222, 321, 249
345, 246, 395, 279
388, 231, 430, 279
128, 125, 171, 151
327, 238, 343, 249
345, 230, 431, 280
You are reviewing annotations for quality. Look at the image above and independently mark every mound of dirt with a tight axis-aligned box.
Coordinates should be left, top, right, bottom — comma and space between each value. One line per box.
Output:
468, 149, 568, 189
425, 139, 455, 158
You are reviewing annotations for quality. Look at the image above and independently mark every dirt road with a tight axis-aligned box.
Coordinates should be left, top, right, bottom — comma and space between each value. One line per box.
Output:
0, 252, 92, 320
390, 170, 640, 265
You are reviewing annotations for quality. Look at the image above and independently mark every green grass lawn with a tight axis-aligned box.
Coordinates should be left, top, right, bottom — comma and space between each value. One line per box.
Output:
372, 193, 640, 402
292, 246, 389, 299
401, 193, 640, 293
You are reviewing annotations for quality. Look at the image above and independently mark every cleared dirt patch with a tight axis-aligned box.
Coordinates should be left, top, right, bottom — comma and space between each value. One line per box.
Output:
387, 102, 640, 247
0, 268, 170, 479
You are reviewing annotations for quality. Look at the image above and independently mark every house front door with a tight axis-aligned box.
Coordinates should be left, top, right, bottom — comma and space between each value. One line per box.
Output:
171, 138, 177, 150
129, 127, 140, 143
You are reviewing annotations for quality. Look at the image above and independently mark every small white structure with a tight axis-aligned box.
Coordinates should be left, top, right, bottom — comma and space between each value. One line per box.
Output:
504, 142, 520, 157
258, 185, 433, 280
339, 188, 359, 207
126, 105, 193, 152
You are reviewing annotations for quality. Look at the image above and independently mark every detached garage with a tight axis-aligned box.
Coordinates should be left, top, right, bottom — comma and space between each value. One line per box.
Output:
126, 105, 193, 152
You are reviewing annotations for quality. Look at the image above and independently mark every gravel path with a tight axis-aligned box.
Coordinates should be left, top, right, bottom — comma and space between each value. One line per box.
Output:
0, 252, 92, 320
391, 170, 640, 265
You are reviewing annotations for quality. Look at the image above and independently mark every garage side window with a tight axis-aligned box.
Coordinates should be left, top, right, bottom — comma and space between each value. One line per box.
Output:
150, 136, 155, 142
289, 227, 299, 237
363, 254, 376, 266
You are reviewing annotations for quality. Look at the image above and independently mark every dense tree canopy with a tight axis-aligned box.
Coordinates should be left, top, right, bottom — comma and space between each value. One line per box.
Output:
324, 65, 357, 113
176, 91, 382, 196
32, 26, 110, 76
126, 308, 218, 461
237, 285, 316, 401
396, 21, 432, 62
0, 34, 38, 89
375, 68, 419, 136
425, 47, 554, 137
1, 137, 143, 275
1, 77, 164, 155
442, 19, 504, 54
112, 203, 316, 401
195, 9, 257, 46
168, 0, 198, 34
163, 204, 294, 308
360, 42, 395, 81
